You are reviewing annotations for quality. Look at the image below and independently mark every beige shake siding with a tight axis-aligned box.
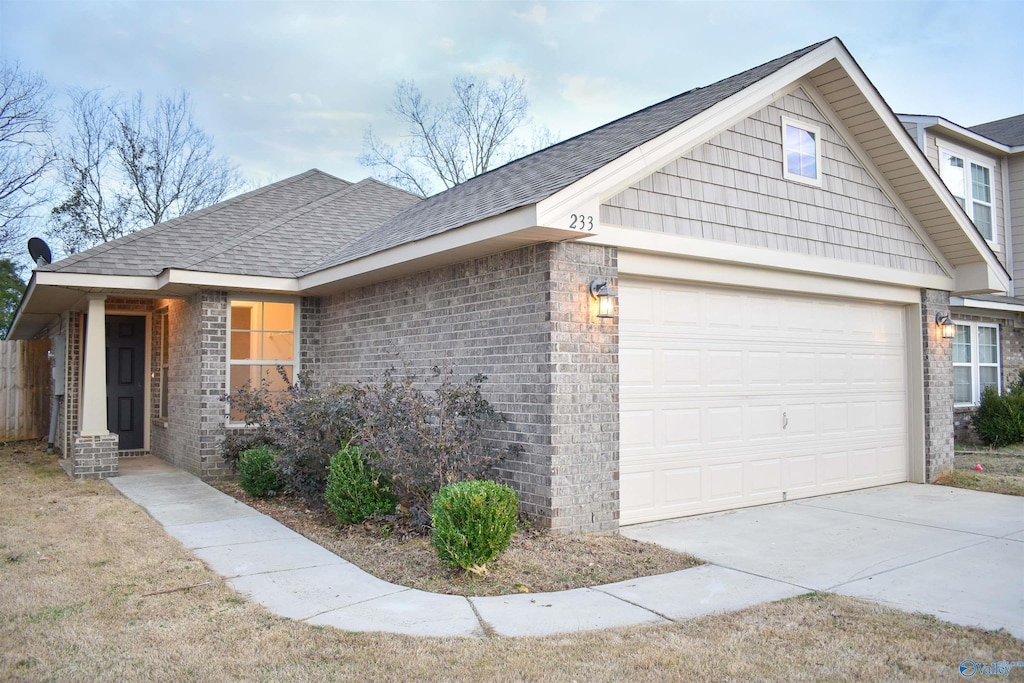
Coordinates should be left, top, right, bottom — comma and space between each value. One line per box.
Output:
602, 88, 943, 275
1009, 154, 1024, 285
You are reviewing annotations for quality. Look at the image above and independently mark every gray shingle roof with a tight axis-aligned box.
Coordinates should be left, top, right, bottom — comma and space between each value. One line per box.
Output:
970, 114, 1024, 147
44, 38, 830, 282
303, 39, 831, 274
45, 170, 420, 277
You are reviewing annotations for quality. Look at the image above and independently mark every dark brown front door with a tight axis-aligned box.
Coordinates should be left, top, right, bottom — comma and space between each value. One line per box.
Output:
106, 315, 146, 450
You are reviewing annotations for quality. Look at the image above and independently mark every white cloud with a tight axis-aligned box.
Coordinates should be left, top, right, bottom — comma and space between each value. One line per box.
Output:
465, 60, 530, 81
514, 4, 547, 25
288, 93, 304, 105
559, 74, 622, 113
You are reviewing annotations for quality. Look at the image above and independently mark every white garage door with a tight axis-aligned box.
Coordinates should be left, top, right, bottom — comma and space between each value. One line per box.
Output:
619, 278, 909, 525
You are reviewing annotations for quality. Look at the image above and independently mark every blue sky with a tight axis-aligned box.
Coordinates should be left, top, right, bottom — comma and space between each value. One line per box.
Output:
2, 0, 1021, 186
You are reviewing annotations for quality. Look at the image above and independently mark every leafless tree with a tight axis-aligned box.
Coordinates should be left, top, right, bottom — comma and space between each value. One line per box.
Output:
48, 88, 132, 253
114, 92, 241, 226
49, 89, 242, 254
0, 61, 54, 259
360, 75, 554, 197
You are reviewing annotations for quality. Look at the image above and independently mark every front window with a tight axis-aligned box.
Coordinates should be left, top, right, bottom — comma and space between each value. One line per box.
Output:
940, 150, 995, 241
953, 322, 1000, 405
228, 299, 297, 422
781, 117, 821, 185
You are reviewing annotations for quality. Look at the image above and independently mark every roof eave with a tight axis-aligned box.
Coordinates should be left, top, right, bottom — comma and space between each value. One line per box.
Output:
299, 205, 583, 295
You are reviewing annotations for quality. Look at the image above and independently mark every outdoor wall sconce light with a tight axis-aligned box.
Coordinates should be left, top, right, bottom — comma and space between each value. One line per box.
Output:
590, 278, 616, 319
936, 312, 956, 339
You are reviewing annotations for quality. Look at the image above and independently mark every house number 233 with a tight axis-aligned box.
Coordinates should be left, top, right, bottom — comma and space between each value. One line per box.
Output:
569, 213, 594, 231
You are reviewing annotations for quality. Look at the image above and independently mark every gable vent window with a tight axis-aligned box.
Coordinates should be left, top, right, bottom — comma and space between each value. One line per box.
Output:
228, 299, 298, 423
781, 117, 822, 186
940, 149, 994, 241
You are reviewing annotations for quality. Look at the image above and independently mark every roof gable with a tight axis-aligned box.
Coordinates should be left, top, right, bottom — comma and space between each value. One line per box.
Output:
303, 39, 830, 274
602, 87, 947, 277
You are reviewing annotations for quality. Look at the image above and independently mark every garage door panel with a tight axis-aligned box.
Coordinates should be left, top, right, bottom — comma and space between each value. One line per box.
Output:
620, 278, 909, 524
664, 467, 702, 506
663, 291, 700, 326
663, 350, 700, 386
748, 458, 782, 495
620, 348, 655, 387
664, 409, 701, 445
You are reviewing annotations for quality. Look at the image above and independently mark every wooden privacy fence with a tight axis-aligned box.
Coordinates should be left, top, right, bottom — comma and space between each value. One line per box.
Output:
0, 339, 51, 441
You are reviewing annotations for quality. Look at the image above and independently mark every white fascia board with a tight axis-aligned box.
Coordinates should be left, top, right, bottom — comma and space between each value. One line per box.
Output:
924, 118, 1012, 155
950, 296, 1024, 313
953, 261, 1010, 295
33, 269, 299, 294
34, 270, 162, 291
298, 205, 576, 291
537, 39, 849, 230
162, 270, 299, 292
811, 43, 1008, 282
580, 225, 954, 292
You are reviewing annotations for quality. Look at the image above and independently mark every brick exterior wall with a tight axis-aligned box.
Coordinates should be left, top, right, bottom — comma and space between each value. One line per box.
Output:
151, 297, 191, 472
64, 311, 82, 457
71, 432, 118, 478
922, 289, 954, 480
316, 242, 619, 532
949, 308, 1024, 444
147, 292, 231, 480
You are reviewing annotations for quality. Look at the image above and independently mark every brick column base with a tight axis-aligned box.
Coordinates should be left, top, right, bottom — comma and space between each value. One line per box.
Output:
71, 433, 119, 479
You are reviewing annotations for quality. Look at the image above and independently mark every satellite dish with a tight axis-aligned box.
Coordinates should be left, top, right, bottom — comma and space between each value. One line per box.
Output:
28, 237, 52, 267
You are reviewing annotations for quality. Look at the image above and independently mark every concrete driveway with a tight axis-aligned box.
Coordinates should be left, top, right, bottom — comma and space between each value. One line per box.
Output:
622, 484, 1024, 638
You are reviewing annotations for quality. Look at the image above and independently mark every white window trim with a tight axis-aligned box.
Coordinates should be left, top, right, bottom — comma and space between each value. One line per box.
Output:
226, 296, 301, 426
939, 145, 998, 248
780, 115, 822, 187
953, 321, 1001, 407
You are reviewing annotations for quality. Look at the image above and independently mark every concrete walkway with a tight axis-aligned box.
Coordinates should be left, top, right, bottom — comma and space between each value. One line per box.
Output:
110, 457, 803, 637
110, 458, 1024, 638
624, 484, 1024, 639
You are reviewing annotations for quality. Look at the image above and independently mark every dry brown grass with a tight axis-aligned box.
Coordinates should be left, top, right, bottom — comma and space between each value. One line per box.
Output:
215, 481, 698, 596
3, 441, 1022, 682
938, 451, 1024, 496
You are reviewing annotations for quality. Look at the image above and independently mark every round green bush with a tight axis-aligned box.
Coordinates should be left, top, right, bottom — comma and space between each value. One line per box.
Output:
238, 445, 281, 497
326, 445, 397, 525
973, 387, 1024, 447
430, 480, 519, 571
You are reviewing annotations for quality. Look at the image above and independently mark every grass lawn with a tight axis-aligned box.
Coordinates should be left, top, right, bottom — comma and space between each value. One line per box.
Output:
936, 449, 1024, 496
2, 442, 1022, 682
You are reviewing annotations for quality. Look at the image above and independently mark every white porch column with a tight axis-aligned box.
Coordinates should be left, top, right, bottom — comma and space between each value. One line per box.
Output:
80, 294, 108, 436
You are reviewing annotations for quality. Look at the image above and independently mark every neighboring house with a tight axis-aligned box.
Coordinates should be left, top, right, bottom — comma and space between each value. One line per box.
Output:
9, 37, 1007, 533
898, 113, 1024, 442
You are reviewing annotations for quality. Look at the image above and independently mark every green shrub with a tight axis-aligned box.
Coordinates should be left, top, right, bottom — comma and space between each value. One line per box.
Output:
326, 445, 397, 524
431, 480, 518, 571
973, 385, 1024, 448
237, 445, 281, 497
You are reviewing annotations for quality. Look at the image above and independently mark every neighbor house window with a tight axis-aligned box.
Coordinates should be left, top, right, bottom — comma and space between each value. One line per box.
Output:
228, 299, 297, 422
156, 307, 169, 420
953, 322, 1000, 405
781, 117, 821, 185
940, 149, 994, 241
